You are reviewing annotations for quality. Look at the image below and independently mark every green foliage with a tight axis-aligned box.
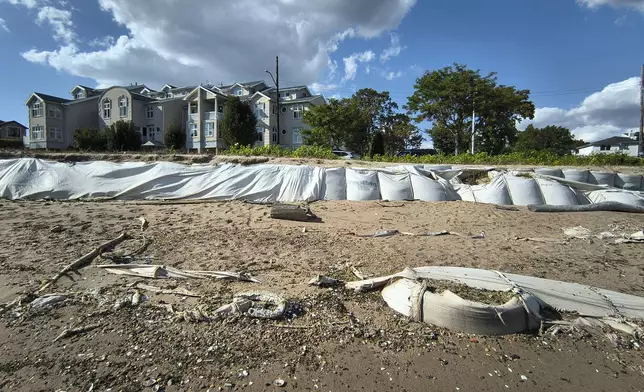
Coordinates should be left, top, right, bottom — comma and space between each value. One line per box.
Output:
163, 121, 186, 150
302, 98, 369, 154
219, 97, 257, 147
105, 120, 141, 151
406, 63, 535, 155
0, 139, 24, 149
370, 132, 385, 157
72, 128, 108, 151
225, 143, 338, 159
516, 125, 583, 156
365, 151, 643, 166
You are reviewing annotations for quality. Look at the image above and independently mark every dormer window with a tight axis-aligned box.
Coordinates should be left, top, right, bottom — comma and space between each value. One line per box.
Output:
75, 90, 85, 99
235, 89, 243, 96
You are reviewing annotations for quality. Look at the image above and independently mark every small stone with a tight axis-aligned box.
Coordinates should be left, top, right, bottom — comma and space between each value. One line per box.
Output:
50, 225, 65, 233
520, 375, 528, 381
273, 379, 286, 387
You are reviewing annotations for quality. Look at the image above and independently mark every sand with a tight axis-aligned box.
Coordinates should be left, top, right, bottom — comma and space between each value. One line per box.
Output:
0, 199, 643, 391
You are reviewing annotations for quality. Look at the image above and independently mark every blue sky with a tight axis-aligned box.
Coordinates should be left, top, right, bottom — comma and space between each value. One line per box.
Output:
0, 0, 642, 144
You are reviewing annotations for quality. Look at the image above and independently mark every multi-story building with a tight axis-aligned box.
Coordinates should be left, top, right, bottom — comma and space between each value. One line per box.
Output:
25, 81, 325, 151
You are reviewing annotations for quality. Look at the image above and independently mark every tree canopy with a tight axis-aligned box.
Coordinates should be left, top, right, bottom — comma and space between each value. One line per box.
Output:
220, 96, 257, 147
105, 120, 141, 151
406, 63, 535, 155
515, 125, 584, 155
163, 121, 186, 150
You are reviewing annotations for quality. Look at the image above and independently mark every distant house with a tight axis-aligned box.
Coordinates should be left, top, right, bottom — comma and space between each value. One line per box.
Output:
0, 120, 28, 147
575, 136, 639, 157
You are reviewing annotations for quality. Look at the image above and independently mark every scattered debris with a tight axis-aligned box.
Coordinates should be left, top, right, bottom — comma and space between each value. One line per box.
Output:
563, 226, 592, 239
138, 216, 149, 232
357, 229, 400, 238
351, 266, 367, 280
53, 323, 102, 342
309, 275, 343, 287
30, 294, 68, 309
270, 204, 319, 222
513, 237, 568, 244
101, 238, 153, 264
132, 283, 201, 298
95, 264, 260, 282
494, 205, 520, 212
614, 230, 644, 244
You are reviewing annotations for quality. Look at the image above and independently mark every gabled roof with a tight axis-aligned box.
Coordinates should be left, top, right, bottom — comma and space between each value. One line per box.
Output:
183, 85, 226, 101
25, 92, 69, 105
249, 91, 273, 101
580, 136, 639, 148
64, 95, 100, 105
162, 84, 177, 91
131, 92, 156, 102
0, 120, 27, 129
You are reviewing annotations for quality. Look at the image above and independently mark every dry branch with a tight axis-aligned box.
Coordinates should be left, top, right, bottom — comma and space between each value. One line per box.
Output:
53, 323, 102, 342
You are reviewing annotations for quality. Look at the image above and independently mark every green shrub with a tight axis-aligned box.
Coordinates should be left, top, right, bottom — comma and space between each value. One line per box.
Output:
224, 144, 338, 160
163, 122, 185, 150
0, 139, 24, 149
72, 128, 108, 151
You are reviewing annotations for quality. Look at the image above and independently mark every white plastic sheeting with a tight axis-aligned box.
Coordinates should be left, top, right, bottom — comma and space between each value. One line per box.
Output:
504, 176, 545, 206
589, 171, 616, 187
345, 169, 380, 201
562, 169, 590, 183
587, 190, 644, 207
615, 173, 643, 191
534, 167, 564, 178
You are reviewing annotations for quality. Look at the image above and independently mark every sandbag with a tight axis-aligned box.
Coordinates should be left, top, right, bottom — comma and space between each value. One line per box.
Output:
381, 278, 541, 335
323, 168, 346, 200
504, 175, 544, 206
409, 174, 451, 201
471, 176, 512, 205
615, 173, 643, 191
562, 169, 590, 183
535, 178, 580, 205
534, 167, 563, 178
377, 172, 413, 201
586, 190, 644, 207
345, 169, 380, 201
589, 171, 616, 187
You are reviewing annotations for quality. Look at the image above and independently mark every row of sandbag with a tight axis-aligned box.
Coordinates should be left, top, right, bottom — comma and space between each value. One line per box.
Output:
533, 168, 642, 190
456, 174, 644, 207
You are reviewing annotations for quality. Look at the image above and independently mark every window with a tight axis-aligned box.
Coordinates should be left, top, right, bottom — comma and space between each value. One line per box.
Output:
119, 96, 128, 117
272, 129, 278, 144
255, 102, 266, 119
102, 98, 112, 119
166, 93, 174, 99
48, 127, 63, 141
149, 127, 156, 140
600, 145, 611, 151
189, 104, 198, 114
142, 127, 147, 137
293, 105, 303, 119
281, 129, 286, 135
75, 90, 85, 99
48, 107, 62, 119
189, 123, 198, 137
8, 127, 20, 137
146, 106, 154, 119
235, 89, 243, 96
280, 91, 293, 100
218, 105, 223, 113
256, 127, 264, 142
31, 102, 43, 117
31, 125, 44, 140
281, 107, 287, 113
292, 127, 302, 144
205, 122, 214, 137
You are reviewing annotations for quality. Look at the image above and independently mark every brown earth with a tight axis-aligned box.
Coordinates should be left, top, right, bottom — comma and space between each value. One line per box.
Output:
0, 199, 643, 391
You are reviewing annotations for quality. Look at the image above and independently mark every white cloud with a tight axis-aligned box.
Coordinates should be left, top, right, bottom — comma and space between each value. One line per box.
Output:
518, 77, 640, 142
5, 0, 41, 8
342, 50, 375, 82
89, 35, 115, 48
380, 33, 404, 62
383, 70, 403, 80
578, 0, 644, 11
0, 17, 9, 32
311, 82, 342, 93
36, 6, 75, 43
16, 0, 416, 88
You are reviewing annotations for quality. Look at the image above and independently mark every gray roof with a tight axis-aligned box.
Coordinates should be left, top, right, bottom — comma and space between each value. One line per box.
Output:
580, 136, 638, 148
0, 120, 27, 129
33, 93, 69, 104
280, 95, 325, 105
64, 95, 100, 105
263, 85, 308, 93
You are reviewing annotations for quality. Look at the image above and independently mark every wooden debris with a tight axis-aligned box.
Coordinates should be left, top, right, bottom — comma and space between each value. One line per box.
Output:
38, 232, 131, 294
350, 266, 367, 280
53, 323, 102, 342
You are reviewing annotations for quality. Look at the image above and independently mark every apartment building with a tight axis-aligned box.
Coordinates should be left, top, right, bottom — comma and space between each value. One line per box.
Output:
25, 81, 325, 151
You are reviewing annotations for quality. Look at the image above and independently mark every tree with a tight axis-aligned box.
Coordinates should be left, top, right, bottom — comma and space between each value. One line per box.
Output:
370, 132, 385, 157
73, 128, 108, 151
351, 88, 397, 150
163, 121, 186, 150
302, 98, 370, 154
105, 120, 141, 151
381, 113, 423, 154
219, 96, 257, 147
515, 125, 583, 155
406, 63, 535, 155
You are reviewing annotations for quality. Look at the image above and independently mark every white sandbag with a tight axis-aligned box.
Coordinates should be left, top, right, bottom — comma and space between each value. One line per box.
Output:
409, 174, 451, 201
534, 167, 563, 178
535, 178, 580, 205
589, 171, 616, 187
504, 175, 544, 206
455, 184, 476, 202
323, 168, 346, 200
471, 176, 512, 205
345, 168, 380, 201
562, 169, 590, 183
586, 190, 644, 207
377, 172, 413, 201
615, 173, 642, 191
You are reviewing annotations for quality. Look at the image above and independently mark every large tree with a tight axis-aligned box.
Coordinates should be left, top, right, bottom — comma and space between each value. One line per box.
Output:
381, 113, 423, 155
302, 98, 370, 154
163, 121, 186, 150
515, 125, 583, 155
220, 96, 257, 147
406, 63, 535, 155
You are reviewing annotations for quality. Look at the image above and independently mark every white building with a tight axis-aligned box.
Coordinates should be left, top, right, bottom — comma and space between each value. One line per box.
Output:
576, 136, 639, 157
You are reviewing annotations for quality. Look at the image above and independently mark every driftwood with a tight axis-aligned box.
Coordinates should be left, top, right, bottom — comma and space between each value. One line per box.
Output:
53, 323, 102, 342
100, 237, 152, 263
38, 232, 131, 294
270, 204, 319, 222
351, 266, 367, 280
528, 202, 644, 214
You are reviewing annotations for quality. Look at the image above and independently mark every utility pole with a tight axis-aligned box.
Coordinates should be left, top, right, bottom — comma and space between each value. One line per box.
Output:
276, 56, 280, 145
471, 107, 476, 155
640, 64, 643, 157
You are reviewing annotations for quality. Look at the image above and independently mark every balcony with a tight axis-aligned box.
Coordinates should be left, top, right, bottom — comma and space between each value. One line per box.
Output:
189, 113, 199, 122
204, 111, 223, 121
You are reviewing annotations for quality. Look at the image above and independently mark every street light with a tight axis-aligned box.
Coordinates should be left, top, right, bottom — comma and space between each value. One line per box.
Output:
265, 57, 280, 145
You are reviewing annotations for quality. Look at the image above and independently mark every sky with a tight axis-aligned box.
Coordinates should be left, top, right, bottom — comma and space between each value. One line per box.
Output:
0, 0, 643, 146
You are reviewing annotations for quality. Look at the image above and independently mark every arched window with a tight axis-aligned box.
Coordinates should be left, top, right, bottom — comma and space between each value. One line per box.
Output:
102, 98, 112, 119
119, 96, 128, 117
